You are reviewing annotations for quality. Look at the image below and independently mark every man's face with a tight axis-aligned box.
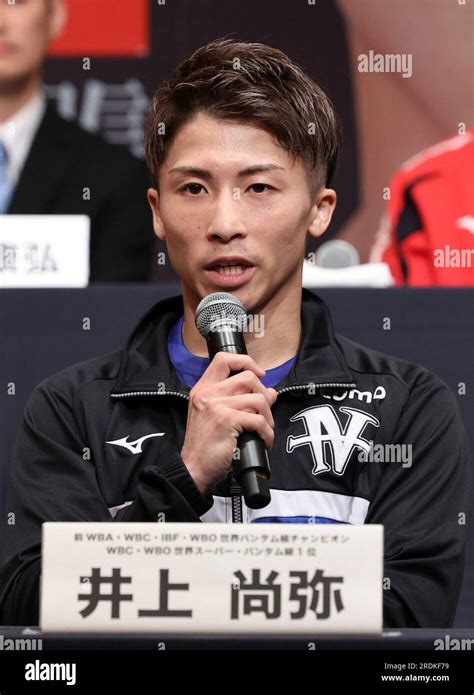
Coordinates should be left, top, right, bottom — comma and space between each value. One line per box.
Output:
0, 0, 65, 90
148, 112, 336, 313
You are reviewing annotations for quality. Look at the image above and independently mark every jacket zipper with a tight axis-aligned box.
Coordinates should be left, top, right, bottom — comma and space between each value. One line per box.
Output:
229, 476, 243, 523
276, 382, 355, 394
110, 382, 356, 400
110, 382, 356, 524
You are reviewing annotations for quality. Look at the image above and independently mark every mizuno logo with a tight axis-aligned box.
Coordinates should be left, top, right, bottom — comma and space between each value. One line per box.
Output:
106, 433, 165, 454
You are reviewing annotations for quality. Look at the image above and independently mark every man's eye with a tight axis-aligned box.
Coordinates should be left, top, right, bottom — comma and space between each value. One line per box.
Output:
249, 183, 273, 193
180, 183, 205, 195
179, 183, 273, 195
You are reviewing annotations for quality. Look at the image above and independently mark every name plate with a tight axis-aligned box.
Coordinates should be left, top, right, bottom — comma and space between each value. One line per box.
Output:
0, 215, 90, 287
40, 522, 383, 634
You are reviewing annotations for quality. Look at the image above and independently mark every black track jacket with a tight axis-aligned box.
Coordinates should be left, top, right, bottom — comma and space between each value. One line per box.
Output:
0, 290, 470, 627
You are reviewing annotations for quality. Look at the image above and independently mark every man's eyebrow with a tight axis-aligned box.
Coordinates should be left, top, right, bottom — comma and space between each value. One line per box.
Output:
168, 164, 286, 179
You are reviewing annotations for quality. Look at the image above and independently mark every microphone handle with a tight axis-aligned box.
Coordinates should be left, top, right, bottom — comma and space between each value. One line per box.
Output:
206, 328, 271, 509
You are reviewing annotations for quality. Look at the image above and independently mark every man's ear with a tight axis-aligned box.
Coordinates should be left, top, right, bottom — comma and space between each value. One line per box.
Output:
147, 188, 166, 241
307, 188, 337, 239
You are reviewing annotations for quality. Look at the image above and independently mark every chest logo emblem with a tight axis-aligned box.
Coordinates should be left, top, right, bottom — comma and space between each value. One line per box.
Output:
287, 405, 379, 476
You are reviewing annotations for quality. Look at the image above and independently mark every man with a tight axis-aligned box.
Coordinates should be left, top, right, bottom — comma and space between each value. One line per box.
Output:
0, 0, 153, 281
0, 38, 470, 627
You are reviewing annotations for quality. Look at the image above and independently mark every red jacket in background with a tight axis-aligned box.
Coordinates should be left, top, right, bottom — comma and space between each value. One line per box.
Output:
372, 129, 474, 286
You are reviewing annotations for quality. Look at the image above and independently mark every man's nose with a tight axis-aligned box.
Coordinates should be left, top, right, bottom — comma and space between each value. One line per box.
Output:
206, 189, 247, 242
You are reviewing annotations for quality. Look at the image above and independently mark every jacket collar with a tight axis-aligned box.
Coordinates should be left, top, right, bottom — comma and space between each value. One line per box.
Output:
110, 288, 356, 398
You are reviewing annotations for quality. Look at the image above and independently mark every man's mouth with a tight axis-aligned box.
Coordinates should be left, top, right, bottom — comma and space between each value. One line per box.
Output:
205, 257, 254, 273
211, 263, 248, 275
204, 258, 255, 286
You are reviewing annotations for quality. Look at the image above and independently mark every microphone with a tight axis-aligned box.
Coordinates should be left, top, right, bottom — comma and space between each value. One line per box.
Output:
195, 292, 271, 509
314, 239, 360, 268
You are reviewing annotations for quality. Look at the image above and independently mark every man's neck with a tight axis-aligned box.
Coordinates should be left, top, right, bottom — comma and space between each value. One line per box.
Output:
181, 283, 303, 370
0, 74, 42, 124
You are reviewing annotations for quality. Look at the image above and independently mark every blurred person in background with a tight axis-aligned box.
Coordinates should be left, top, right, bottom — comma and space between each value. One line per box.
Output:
0, 0, 154, 282
335, 0, 473, 285
371, 128, 474, 286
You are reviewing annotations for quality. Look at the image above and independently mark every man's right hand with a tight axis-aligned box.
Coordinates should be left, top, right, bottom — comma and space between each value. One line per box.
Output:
181, 352, 278, 495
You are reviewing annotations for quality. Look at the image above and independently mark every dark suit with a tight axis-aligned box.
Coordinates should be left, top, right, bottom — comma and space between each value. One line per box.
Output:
7, 105, 154, 282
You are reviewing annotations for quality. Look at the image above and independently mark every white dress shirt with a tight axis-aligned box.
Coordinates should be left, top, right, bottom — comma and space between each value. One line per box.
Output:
0, 90, 46, 186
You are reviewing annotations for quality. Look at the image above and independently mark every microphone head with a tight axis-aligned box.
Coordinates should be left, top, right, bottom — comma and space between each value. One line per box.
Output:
195, 292, 247, 339
315, 240, 360, 268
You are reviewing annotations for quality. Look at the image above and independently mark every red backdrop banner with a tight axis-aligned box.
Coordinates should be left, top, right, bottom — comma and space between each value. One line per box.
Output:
48, 0, 149, 57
